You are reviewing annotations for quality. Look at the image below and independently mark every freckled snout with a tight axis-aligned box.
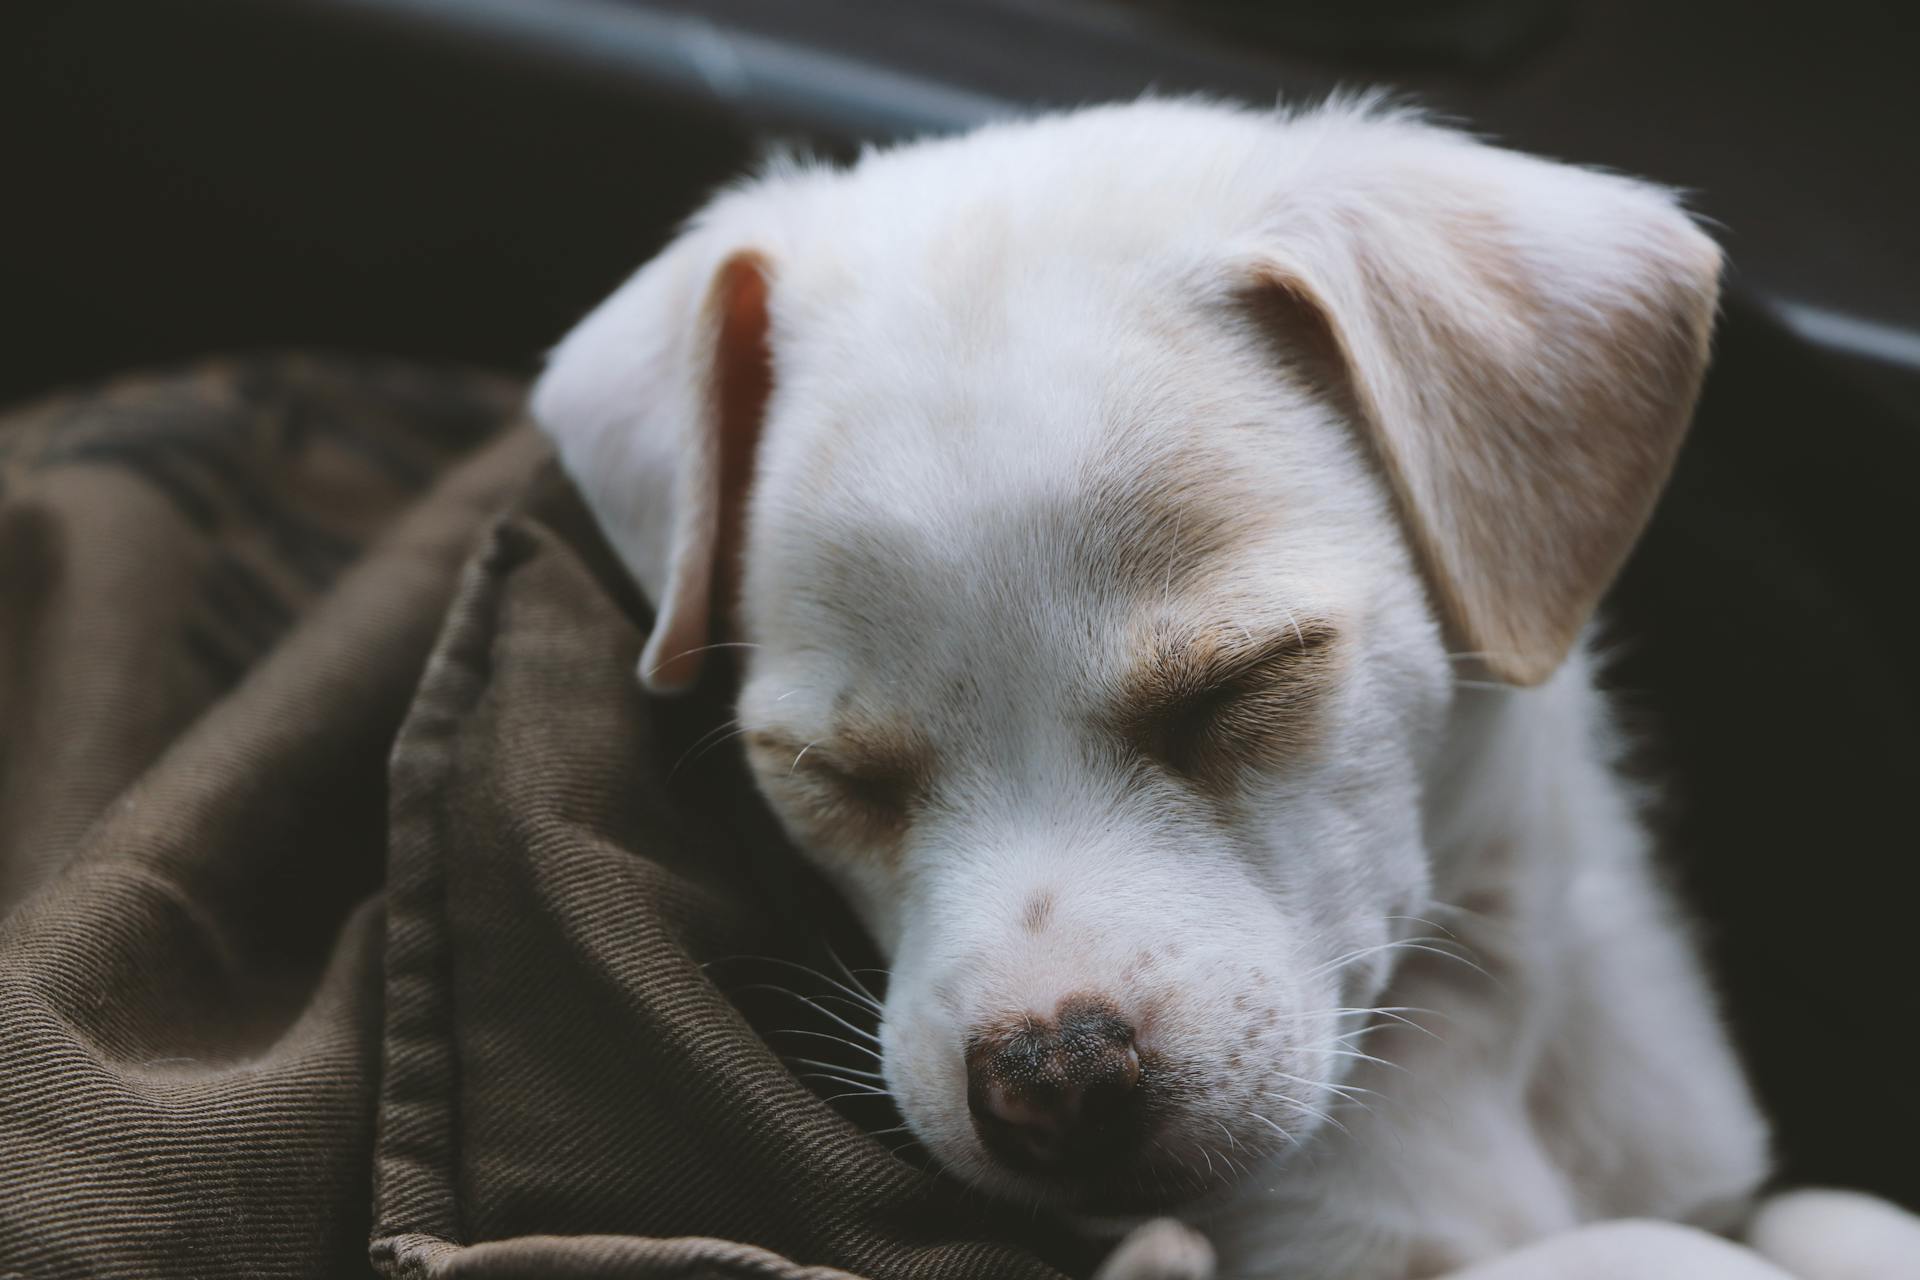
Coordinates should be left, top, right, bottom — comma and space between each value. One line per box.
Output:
965, 995, 1147, 1173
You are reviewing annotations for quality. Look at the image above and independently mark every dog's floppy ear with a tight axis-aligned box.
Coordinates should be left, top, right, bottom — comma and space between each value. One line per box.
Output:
533, 236, 774, 692
1246, 120, 1722, 685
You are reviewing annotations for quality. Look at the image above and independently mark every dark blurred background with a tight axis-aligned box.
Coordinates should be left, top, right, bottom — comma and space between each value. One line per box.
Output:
4, 0, 1915, 1210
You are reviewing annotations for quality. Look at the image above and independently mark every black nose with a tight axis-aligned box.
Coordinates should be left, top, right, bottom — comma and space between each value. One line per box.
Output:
966, 995, 1145, 1172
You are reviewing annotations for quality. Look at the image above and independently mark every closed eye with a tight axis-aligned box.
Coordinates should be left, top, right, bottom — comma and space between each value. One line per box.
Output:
803, 757, 915, 824
1152, 680, 1256, 777
745, 728, 927, 845
1119, 622, 1337, 784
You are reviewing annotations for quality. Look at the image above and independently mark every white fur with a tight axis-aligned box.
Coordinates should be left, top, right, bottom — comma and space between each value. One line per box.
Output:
534, 98, 1918, 1280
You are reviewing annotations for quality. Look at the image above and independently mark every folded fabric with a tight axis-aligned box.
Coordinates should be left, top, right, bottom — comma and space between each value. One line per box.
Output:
0, 356, 1093, 1279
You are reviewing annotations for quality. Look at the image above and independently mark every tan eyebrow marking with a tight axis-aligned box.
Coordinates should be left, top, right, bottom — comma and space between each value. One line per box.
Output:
1077, 472, 1252, 605
1109, 619, 1339, 786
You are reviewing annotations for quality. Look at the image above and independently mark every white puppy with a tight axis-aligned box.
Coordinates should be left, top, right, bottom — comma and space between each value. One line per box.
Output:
533, 98, 1920, 1280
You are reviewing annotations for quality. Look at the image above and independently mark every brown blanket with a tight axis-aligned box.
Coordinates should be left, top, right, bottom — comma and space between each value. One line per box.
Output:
0, 357, 1095, 1279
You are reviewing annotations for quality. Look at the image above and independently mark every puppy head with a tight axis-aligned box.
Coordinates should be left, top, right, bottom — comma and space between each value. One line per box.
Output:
534, 100, 1720, 1215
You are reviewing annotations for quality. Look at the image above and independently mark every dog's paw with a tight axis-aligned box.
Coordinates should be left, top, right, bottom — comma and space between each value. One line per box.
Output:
1747, 1189, 1920, 1280
1092, 1218, 1216, 1280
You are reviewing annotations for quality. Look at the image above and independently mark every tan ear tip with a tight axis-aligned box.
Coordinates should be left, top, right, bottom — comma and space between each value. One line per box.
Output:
635, 648, 703, 695
1663, 210, 1726, 289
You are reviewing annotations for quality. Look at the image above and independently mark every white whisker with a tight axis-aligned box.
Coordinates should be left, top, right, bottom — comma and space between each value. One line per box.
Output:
824, 943, 889, 1008
1314, 1046, 1406, 1072
1269, 1069, 1377, 1110
784, 1056, 887, 1082
1259, 1091, 1349, 1136
643, 640, 762, 681
1307, 937, 1488, 983
1275, 601, 1308, 648
801, 1073, 890, 1095
1247, 1110, 1301, 1147
725, 955, 884, 1012
668, 718, 745, 780
767, 1028, 883, 1062
732, 984, 881, 1046
1380, 914, 1461, 940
